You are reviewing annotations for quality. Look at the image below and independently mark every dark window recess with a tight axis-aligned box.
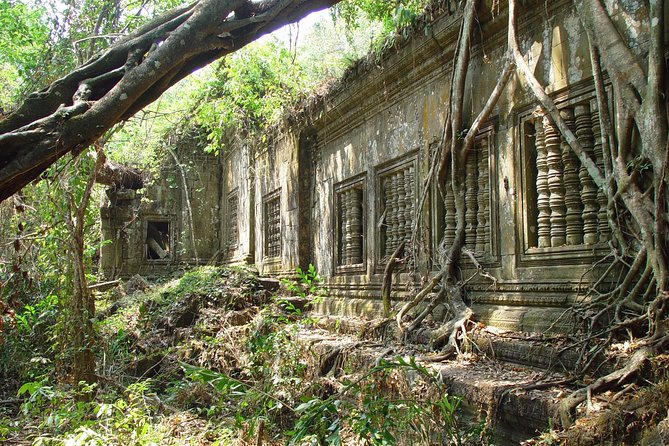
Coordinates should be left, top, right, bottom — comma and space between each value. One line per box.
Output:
228, 192, 239, 249
264, 196, 281, 258
146, 221, 170, 260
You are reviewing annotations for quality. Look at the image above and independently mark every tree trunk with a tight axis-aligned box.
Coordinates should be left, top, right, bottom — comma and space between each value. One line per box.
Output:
96, 159, 144, 190
61, 149, 105, 386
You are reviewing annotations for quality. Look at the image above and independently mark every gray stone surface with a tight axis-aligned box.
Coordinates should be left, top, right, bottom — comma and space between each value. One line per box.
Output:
100, 0, 630, 335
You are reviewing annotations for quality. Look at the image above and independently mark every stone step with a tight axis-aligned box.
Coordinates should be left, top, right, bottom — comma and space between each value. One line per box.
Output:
314, 296, 577, 334
295, 326, 568, 444
312, 311, 592, 372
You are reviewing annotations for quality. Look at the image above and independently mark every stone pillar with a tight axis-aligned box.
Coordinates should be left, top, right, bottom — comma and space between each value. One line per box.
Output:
544, 115, 567, 247
465, 149, 479, 248
534, 118, 552, 248
575, 104, 599, 245
404, 166, 414, 245
349, 189, 363, 265
560, 108, 584, 246
476, 139, 490, 254
443, 181, 456, 247
591, 101, 611, 242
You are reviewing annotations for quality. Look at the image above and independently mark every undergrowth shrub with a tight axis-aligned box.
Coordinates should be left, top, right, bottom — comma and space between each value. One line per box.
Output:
0, 293, 58, 390
4, 265, 489, 445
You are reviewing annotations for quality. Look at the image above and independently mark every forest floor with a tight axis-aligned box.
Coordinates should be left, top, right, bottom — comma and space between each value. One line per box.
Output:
2, 266, 669, 445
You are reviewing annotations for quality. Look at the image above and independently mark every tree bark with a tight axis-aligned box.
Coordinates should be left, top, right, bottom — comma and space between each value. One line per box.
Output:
96, 159, 144, 189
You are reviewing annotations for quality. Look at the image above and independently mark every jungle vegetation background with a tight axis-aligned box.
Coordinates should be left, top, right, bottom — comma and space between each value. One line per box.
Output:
1, 0, 668, 444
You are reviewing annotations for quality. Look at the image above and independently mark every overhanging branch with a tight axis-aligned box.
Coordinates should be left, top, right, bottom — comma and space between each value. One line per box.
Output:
0, 0, 342, 203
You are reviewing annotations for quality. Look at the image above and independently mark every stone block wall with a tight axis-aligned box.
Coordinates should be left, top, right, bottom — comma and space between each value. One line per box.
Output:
101, 134, 221, 278
304, 0, 621, 332
100, 0, 665, 332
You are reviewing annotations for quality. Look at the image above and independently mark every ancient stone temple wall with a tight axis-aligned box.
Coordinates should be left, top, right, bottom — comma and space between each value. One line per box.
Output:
101, 137, 222, 278
306, 0, 621, 333
220, 142, 254, 265
250, 130, 312, 276
100, 0, 663, 332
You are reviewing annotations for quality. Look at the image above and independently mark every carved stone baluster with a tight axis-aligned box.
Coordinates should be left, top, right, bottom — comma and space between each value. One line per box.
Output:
386, 174, 399, 256
535, 117, 551, 248
228, 193, 238, 249
591, 101, 611, 241
575, 104, 599, 245
404, 166, 414, 244
476, 138, 490, 254
396, 170, 406, 247
561, 108, 584, 245
482, 156, 491, 254
391, 173, 400, 254
382, 177, 391, 257
444, 179, 456, 247
340, 191, 348, 264
392, 173, 401, 251
346, 190, 356, 264
544, 115, 567, 247
350, 189, 363, 264
266, 198, 281, 258
273, 199, 280, 257
465, 147, 479, 248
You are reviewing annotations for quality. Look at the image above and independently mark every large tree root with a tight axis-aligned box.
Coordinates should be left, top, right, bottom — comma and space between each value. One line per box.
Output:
554, 370, 669, 445
558, 346, 651, 427
381, 241, 405, 318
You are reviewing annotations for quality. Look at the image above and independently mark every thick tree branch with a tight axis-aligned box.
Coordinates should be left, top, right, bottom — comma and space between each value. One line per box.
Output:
0, 0, 341, 203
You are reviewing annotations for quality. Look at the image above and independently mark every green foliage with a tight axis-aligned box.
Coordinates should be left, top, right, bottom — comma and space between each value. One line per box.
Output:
3, 265, 492, 444
291, 397, 342, 445
333, 0, 430, 35
160, 265, 261, 311
1, 294, 58, 382
181, 362, 248, 398
289, 356, 472, 445
0, 0, 181, 111
15, 378, 169, 445
283, 264, 321, 298
0, 152, 103, 389
294, 13, 381, 82
103, 8, 381, 162
192, 38, 310, 153
0, 0, 49, 108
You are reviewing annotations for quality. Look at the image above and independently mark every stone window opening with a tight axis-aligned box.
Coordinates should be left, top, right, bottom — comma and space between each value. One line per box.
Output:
521, 99, 610, 253
335, 178, 366, 272
440, 124, 495, 262
146, 220, 170, 260
227, 190, 239, 250
263, 190, 281, 259
377, 157, 417, 266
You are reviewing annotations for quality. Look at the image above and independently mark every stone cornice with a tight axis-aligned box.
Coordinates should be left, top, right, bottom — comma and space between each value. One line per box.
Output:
308, 0, 575, 146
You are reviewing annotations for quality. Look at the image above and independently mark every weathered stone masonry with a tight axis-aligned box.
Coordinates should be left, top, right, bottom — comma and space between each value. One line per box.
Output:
101, 0, 668, 334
